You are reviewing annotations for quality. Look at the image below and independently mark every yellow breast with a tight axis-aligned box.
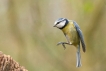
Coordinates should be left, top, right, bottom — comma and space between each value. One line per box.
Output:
61, 21, 80, 46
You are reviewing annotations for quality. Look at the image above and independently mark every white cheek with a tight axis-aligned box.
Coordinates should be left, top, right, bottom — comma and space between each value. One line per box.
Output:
57, 21, 66, 28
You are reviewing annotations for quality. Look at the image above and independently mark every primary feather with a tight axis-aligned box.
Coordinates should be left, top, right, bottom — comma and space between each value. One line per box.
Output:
73, 21, 86, 52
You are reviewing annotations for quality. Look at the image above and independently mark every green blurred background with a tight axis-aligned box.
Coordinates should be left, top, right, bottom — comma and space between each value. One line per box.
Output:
0, 0, 106, 71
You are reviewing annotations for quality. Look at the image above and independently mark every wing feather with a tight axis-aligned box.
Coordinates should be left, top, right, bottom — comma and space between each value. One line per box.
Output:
73, 21, 86, 52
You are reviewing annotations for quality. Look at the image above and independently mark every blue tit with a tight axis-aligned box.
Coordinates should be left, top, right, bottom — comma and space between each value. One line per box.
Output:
53, 18, 86, 67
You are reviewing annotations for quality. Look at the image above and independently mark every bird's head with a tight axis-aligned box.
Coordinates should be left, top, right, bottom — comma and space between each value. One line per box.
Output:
53, 18, 69, 29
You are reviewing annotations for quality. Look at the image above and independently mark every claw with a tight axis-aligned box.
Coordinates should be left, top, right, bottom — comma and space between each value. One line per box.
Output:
57, 42, 62, 45
62, 44, 66, 50
57, 42, 66, 50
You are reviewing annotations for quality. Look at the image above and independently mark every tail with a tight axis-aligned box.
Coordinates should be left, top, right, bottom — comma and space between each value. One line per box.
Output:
76, 45, 82, 67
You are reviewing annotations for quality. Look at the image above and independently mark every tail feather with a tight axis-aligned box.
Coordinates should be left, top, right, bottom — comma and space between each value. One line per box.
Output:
76, 46, 82, 67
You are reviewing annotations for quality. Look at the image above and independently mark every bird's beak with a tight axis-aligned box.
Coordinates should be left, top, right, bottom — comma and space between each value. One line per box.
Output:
53, 25, 56, 27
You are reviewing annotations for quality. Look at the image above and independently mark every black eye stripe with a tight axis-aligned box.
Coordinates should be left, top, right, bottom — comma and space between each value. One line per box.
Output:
57, 22, 60, 24
56, 19, 65, 25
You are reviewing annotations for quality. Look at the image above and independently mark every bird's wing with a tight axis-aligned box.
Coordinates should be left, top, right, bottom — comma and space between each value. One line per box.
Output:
73, 21, 86, 52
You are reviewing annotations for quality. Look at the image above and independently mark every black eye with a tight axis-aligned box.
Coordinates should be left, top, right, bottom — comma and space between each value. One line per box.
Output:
55, 18, 66, 25
57, 22, 60, 24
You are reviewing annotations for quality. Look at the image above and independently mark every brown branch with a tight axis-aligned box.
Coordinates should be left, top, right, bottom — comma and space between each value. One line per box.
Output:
0, 51, 28, 71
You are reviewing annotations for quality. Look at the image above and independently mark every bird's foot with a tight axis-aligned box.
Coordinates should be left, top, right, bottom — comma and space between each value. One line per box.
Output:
57, 42, 67, 50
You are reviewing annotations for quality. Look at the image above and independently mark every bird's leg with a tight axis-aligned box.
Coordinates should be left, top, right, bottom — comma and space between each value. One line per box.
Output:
57, 42, 72, 50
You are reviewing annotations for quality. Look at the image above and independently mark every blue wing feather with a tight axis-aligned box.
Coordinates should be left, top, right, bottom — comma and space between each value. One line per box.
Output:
73, 21, 86, 52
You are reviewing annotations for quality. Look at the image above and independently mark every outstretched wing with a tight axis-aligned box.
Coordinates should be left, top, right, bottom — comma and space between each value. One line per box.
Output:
73, 21, 86, 52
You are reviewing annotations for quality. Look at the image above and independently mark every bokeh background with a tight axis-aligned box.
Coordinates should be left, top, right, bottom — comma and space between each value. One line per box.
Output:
0, 0, 106, 71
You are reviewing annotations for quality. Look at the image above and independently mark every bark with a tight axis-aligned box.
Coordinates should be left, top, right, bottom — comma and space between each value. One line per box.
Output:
0, 51, 28, 71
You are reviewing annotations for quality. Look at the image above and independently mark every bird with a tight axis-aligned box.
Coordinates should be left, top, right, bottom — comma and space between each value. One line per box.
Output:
53, 18, 86, 67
